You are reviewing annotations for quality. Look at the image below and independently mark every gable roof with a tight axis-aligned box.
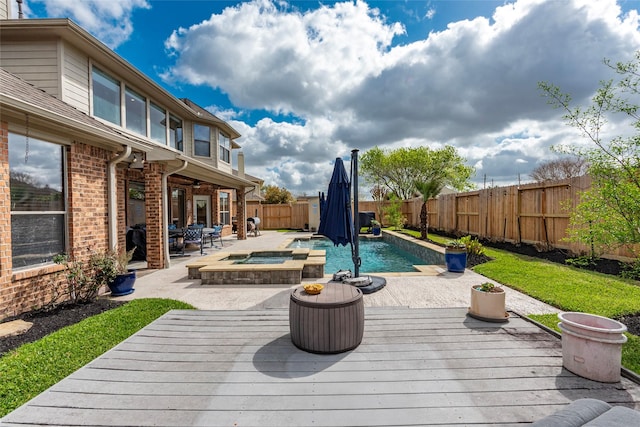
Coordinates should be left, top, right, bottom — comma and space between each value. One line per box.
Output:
180, 99, 241, 143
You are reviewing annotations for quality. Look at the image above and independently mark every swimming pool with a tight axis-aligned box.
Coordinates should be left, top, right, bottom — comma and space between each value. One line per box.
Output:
289, 237, 427, 273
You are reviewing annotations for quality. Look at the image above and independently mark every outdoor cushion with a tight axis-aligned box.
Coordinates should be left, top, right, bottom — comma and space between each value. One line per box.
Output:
583, 405, 640, 426
532, 398, 640, 427
532, 399, 611, 426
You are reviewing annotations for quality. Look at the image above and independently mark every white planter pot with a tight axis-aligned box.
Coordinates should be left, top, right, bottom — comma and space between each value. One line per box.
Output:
558, 312, 628, 383
468, 286, 508, 323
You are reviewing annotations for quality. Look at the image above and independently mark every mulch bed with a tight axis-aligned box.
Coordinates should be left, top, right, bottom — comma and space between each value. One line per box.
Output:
0, 299, 125, 357
1, 236, 638, 357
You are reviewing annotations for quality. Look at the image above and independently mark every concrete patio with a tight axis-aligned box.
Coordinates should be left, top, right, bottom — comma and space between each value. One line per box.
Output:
121, 231, 561, 316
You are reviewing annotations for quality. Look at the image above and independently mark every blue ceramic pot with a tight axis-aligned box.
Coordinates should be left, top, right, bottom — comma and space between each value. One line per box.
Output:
445, 249, 467, 273
108, 271, 136, 296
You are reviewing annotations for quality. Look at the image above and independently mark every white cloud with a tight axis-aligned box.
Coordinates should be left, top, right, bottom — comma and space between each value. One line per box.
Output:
163, 0, 404, 117
31, 0, 150, 49
425, 8, 436, 20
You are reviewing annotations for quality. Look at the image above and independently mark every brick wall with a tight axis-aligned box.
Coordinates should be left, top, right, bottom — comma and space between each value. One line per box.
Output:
67, 142, 111, 257
144, 162, 164, 268
0, 132, 113, 320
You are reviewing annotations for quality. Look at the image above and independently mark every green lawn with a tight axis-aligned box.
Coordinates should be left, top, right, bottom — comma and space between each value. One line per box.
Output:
0, 298, 195, 417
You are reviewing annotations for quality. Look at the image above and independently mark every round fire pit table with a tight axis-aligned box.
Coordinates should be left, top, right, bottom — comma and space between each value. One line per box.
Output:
289, 282, 364, 354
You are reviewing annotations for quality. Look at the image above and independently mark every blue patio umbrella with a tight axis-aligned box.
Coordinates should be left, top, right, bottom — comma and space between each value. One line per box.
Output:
318, 158, 354, 247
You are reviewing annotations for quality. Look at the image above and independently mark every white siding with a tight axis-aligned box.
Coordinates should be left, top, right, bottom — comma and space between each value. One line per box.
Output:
61, 42, 90, 113
0, 41, 60, 97
217, 159, 232, 174
182, 120, 193, 155
0, 0, 9, 19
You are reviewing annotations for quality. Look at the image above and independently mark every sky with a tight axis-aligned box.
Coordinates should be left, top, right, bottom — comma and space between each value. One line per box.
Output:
18, 0, 640, 197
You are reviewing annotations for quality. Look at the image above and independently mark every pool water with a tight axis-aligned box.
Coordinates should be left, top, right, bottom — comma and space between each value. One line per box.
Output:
233, 255, 293, 264
290, 238, 426, 273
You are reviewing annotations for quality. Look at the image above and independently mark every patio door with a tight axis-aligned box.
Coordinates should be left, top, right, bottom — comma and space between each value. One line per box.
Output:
193, 195, 210, 227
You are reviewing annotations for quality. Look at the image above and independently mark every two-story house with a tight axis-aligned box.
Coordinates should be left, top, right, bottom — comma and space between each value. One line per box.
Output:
0, 5, 257, 318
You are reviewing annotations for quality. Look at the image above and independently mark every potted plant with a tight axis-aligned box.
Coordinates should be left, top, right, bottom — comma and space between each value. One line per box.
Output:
444, 239, 467, 272
468, 282, 508, 322
371, 219, 382, 236
93, 247, 137, 296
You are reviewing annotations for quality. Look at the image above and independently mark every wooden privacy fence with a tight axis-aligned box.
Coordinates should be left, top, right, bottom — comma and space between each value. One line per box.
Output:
236, 175, 635, 260
362, 175, 633, 260
243, 201, 309, 230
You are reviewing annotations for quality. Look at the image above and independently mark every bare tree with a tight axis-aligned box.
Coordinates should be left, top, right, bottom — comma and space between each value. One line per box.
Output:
530, 157, 588, 182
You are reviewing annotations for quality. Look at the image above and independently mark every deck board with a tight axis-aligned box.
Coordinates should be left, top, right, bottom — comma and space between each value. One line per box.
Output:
2, 307, 639, 426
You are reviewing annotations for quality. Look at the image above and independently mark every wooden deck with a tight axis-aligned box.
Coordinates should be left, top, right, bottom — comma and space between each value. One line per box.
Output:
2, 308, 639, 426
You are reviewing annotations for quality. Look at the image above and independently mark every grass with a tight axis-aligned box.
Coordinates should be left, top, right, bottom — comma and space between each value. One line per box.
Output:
402, 229, 640, 374
0, 298, 195, 417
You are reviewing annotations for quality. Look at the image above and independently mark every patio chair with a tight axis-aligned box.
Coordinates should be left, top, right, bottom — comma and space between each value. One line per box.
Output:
182, 226, 204, 255
208, 225, 223, 248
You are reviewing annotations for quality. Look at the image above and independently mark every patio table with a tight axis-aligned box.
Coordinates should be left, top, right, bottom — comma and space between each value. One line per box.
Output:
289, 282, 364, 353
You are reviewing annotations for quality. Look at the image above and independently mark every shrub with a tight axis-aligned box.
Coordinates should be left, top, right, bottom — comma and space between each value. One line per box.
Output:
565, 255, 598, 269
621, 259, 640, 281
460, 235, 485, 256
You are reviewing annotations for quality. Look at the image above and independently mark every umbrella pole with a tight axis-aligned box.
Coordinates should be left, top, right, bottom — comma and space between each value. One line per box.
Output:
351, 149, 360, 278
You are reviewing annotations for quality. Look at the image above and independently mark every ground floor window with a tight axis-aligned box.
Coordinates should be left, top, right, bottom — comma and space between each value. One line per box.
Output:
171, 188, 185, 227
127, 181, 145, 227
219, 192, 230, 225
9, 133, 66, 268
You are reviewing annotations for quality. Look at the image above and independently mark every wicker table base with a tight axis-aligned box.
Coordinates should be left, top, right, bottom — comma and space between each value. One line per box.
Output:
289, 282, 364, 354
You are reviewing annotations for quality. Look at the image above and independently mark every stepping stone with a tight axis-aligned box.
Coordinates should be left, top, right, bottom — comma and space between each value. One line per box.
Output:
0, 319, 33, 338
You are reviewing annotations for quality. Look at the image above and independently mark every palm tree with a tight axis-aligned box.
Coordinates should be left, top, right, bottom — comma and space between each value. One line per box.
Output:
414, 179, 444, 240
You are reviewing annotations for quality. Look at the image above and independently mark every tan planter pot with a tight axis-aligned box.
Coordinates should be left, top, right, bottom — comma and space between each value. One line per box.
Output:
558, 312, 627, 383
468, 285, 509, 323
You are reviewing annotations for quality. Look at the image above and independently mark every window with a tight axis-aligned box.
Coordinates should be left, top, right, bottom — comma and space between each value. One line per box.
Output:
127, 181, 145, 227
9, 133, 66, 268
219, 132, 230, 163
92, 67, 121, 125
169, 114, 183, 151
194, 124, 210, 157
150, 102, 166, 144
125, 86, 146, 136
170, 188, 185, 228
219, 192, 230, 225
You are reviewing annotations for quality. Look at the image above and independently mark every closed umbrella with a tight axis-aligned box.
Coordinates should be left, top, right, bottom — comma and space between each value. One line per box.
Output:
318, 158, 353, 247
320, 152, 386, 294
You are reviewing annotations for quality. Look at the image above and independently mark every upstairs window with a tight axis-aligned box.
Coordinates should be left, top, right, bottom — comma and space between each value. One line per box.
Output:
125, 87, 146, 136
194, 124, 210, 157
169, 114, 183, 151
92, 67, 121, 125
150, 102, 166, 144
219, 132, 230, 163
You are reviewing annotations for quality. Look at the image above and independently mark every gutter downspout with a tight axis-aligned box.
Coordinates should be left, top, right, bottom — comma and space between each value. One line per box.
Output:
108, 146, 132, 251
162, 160, 188, 268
